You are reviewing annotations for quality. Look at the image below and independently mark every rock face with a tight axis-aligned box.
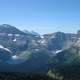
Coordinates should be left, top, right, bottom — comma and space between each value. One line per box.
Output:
47, 32, 66, 50
0, 47, 11, 62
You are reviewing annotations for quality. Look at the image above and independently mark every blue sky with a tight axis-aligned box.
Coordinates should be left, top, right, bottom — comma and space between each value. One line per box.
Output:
0, 0, 80, 34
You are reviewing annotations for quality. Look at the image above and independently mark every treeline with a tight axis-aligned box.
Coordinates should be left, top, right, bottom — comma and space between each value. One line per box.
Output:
0, 72, 56, 80
0, 64, 80, 80
48, 64, 80, 80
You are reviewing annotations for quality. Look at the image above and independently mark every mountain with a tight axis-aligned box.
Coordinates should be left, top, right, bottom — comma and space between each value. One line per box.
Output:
47, 38, 80, 80
48, 38, 80, 68
43, 32, 77, 51
47, 32, 66, 50
0, 24, 41, 55
0, 24, 26, 34
0, 24, 80, 74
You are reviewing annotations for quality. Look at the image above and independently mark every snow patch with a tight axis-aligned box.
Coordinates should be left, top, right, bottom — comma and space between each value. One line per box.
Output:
8, 34, 13, 36
0, 45, 12, 53
12, 55, 18, 59
41, 35, 44, 39
0, 45, 4, 49
15, 34, 20, 37
35, 49, 39, 51
13, 39, 17, 42
41, 39, 46, 44
55, 50, 62, 54
38, 39, 47, 45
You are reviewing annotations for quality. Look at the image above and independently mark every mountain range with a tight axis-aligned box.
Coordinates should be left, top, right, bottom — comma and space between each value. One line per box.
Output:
0, 24, 80, 73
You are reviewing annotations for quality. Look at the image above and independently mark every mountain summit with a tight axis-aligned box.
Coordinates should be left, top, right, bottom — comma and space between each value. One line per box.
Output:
0, 24, 25, 34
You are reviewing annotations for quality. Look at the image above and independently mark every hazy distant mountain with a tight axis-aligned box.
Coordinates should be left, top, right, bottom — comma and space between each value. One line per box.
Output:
23, 30, 40, 37
30, 31, 40, 36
